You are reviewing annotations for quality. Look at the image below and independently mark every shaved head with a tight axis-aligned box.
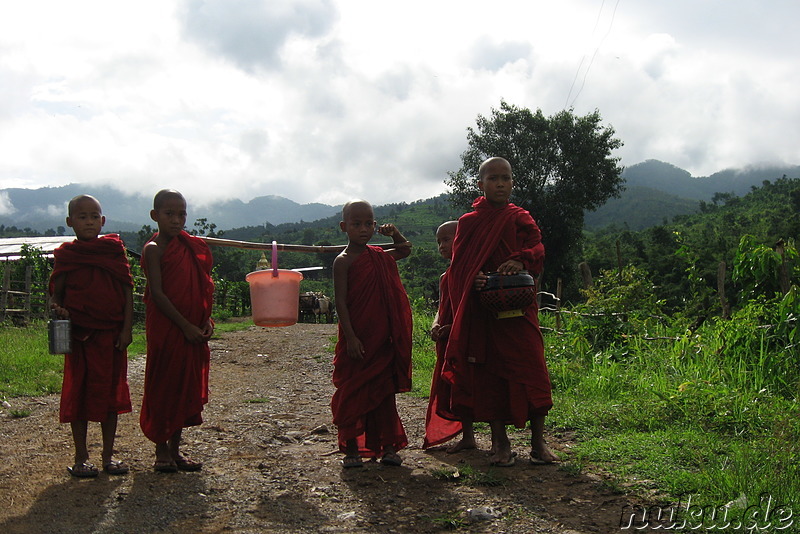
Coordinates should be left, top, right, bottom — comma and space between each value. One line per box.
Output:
478, 157, 512, 181
342, 199, 373, 222
68, 194, 102, 216
153, 189, 185, 210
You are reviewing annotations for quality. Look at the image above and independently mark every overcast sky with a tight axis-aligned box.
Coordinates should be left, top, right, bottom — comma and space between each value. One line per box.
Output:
1, 0, 798, 211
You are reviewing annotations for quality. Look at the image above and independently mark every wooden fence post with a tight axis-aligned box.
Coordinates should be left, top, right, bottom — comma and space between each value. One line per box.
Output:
0, 262, 9, 322
579, 262, 593, 289
717, 261, 730, 320
555, 278, 563, 332
24, 265, 32, 323
776, 240, 790, 295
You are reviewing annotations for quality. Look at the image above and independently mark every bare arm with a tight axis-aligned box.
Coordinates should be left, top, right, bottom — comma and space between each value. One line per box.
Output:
116, 285, 134, 350
142, 241, 206, 343
333, 252, 364, 360
49, 273, 69, 319
377, 224, 411, 260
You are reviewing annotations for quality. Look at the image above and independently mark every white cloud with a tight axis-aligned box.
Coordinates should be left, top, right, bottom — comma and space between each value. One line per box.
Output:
0, 192, 16, 216
0, 0, 798, 212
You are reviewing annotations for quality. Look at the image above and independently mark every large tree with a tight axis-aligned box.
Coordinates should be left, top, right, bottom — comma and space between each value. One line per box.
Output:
446, 101, 624, 299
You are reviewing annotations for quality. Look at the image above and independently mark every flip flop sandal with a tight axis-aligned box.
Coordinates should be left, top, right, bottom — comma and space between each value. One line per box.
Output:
380, 453, 403, 466
529, 449, 556, 465
103, 460, 129, 475
341, 455, 363, 468
489, 451, 518, 467
154, 460, 178, 473
175, 457, 203, 472
68, 462, 99, 478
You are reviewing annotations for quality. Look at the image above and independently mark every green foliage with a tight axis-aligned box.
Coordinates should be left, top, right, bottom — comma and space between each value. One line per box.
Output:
547, 261, 800, 508
705, 291, 800, 398
446, 101, 624, 299
398, 246, 448, 302
733, 235, 799, 299
583, 176, 800, 313
15, 244, 50, 284
568, 265, 666, 351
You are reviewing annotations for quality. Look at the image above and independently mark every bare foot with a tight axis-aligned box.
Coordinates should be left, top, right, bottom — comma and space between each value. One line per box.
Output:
530, 444, 559, 464
446, 437, 477, 454
489, 450, 517, 467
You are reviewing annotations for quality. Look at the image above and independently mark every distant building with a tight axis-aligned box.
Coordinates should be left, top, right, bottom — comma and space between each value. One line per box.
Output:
0, 236, 76, 261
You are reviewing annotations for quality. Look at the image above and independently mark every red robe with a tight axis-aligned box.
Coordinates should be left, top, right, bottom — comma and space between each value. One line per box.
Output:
443, 197, 552, 427
140, 231, 214, 443
331, 246, 412, 457
49, 234, 133, 423
423, 269, 462, 448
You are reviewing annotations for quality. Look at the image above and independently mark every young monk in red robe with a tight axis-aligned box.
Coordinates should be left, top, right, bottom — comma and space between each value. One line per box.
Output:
423, 220, 472, 450
140, 189, 215, 473
443, 157, 558, 467
49, 194, 134, 477
331, 199, 413, 468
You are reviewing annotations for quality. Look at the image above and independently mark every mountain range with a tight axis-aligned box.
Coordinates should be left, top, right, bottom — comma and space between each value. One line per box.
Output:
2, 159, 799, 234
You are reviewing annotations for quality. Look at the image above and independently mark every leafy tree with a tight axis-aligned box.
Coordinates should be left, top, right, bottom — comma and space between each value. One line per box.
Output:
136, 225, 155, 251
446, 101, 624, 298
191, 217, 222, 237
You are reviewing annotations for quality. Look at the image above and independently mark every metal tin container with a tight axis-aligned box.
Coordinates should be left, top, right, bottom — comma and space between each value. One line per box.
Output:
48, 317, 72, 354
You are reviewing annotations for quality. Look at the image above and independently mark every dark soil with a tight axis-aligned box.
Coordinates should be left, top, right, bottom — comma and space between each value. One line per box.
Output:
0, 323, 646, 533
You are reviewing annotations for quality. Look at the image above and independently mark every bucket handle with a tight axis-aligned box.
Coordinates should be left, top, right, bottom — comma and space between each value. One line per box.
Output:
272, 240, 278, 277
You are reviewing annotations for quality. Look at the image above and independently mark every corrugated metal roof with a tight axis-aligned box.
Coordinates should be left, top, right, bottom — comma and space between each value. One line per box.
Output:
0, 235, 77, 260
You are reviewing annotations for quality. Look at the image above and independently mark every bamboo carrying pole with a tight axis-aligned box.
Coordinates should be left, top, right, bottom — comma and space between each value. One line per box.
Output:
198, 236, 412, 253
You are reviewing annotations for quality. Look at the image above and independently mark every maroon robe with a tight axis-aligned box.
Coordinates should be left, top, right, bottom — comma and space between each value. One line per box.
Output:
443, 197, 552, 427
140, 231, 214, 443
423, 269, 462, 448
49, 234, 133, 423
331, 246, 412, 457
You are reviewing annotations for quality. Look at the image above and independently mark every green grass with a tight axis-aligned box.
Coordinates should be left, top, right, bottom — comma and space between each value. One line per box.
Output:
431, 463, 506, 487
409, 303, 436, 397
0, 322, 63, 397
541, 308, 800, 515
0, 317, 254, 399
406, 300, 799, 516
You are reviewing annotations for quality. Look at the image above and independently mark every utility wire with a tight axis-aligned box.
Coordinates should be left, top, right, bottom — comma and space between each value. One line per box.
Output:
565, 0, 622, 109
564, 0, 606, 109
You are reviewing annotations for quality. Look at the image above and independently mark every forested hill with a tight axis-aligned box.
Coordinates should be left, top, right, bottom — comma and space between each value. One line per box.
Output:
584, 160, 800, 230
581, 176, 800, 310
2, 160, 799, 236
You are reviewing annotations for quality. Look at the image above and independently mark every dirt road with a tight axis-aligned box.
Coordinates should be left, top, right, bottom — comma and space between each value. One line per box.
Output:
0, 323, 642, 533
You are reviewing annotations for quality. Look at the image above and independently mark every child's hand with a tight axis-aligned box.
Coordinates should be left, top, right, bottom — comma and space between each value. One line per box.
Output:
438, 324, 452, 340
377, 223, 398, 237
50, 303, 69, 319
115, 330, 133, 351
200, 319, 215, 341
430, 322, 441, 341
497, 259, 524, 275
346, 336, 365, 360
473, 271, 488, 290
182, 324, 206, 344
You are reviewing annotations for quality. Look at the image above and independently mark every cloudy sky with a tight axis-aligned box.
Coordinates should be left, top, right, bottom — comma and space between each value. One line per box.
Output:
1, 0, 798, 209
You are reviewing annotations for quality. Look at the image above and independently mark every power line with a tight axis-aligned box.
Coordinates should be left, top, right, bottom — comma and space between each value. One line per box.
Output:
564, 0, 606, 109
565, 0, 622, 109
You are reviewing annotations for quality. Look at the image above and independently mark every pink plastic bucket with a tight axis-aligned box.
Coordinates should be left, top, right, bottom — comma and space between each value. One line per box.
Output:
245, 241, 303, 327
